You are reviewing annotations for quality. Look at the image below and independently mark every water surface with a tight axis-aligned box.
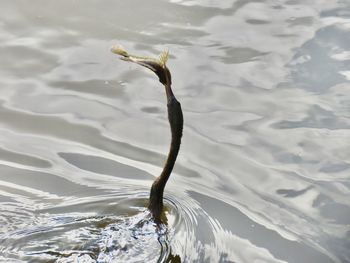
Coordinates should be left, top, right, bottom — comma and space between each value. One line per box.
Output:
0, 0, 349, 262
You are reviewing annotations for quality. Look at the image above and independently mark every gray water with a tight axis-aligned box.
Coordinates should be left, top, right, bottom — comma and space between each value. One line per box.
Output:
0, 0, 349, 262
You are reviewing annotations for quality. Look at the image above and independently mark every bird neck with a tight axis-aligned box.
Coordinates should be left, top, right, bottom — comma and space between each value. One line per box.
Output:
148, 88, 183, 223
160, 96, 183, 186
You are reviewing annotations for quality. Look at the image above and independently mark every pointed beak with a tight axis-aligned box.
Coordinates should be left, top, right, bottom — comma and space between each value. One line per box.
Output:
111, 45, 172, 87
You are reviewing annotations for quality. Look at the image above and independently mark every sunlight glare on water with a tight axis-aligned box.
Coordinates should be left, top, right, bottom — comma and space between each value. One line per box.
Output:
0, 0, 349, 262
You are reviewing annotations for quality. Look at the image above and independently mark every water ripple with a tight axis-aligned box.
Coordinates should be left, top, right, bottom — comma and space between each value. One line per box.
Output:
0, 0, 349, 262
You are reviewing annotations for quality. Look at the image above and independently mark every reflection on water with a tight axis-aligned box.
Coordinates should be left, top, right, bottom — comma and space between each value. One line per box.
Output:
0, 0, 350, 262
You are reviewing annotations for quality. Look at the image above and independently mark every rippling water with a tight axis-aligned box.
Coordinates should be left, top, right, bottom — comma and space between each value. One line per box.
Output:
0, 0, 349, 262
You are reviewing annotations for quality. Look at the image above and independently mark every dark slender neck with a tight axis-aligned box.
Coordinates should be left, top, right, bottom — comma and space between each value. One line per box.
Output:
148, 85, 183, 223
159, 96, 183, 186
112, 47, 182, 223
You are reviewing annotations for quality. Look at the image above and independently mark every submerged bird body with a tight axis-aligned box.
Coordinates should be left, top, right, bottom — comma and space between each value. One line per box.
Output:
111, 46, 183, 223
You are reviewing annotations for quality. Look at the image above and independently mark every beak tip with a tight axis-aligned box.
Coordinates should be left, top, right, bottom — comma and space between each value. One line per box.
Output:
111, 45, 128, 57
